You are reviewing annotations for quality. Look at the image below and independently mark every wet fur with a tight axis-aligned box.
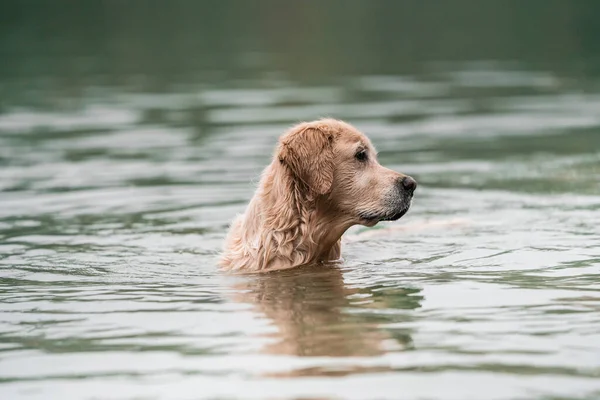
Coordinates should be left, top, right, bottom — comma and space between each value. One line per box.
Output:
220, 118, 414, 273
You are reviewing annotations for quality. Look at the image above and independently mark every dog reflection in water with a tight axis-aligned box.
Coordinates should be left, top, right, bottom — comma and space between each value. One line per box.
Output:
228, 263, 422, 376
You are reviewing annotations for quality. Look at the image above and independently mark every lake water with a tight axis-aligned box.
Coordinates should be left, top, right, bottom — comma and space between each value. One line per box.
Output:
1, 3, 600, 400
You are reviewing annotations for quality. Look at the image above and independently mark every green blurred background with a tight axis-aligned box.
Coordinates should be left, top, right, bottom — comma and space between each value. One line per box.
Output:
2, 0, 599, 101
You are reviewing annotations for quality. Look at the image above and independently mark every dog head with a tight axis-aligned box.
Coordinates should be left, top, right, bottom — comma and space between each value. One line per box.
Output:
277, 119, 416, 227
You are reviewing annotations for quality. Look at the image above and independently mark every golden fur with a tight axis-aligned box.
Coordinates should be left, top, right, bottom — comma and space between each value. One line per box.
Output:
220, 118, 416, 273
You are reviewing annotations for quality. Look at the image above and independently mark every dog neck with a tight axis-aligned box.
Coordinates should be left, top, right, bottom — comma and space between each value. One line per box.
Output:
243, 161, 349, 271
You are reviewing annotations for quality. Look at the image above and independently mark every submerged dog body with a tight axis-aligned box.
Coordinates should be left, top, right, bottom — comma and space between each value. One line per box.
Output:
220, 119, 416, 273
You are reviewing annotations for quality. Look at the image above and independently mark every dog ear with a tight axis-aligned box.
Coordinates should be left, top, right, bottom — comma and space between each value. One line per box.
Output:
278, 125, 334, 195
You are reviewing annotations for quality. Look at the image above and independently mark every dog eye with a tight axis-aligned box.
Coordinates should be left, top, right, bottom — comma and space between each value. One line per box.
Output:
355, 150, 368, 162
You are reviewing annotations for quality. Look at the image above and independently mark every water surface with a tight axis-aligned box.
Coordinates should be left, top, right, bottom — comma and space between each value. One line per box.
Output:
2, 4, 600, 400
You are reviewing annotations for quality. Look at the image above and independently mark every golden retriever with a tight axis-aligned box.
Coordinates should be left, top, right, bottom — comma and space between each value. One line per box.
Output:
220, 118, 417, 273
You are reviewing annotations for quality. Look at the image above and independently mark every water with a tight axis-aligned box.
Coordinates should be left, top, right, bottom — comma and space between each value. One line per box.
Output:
2, 3, 600, 400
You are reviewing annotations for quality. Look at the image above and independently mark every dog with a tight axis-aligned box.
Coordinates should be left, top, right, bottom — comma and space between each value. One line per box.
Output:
220, 118, 416, 273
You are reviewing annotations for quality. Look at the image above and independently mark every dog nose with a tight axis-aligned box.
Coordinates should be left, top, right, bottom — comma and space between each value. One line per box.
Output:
401, 176, 417, 193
